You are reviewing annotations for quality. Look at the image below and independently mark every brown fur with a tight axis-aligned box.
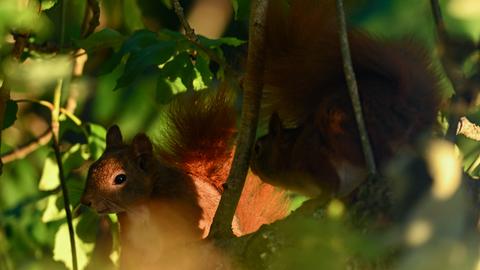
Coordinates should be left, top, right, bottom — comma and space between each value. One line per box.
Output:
251, 0, 442, 197
156, 89, 289, 234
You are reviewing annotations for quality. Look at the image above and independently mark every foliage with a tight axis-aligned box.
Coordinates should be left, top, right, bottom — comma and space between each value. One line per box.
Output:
0, 0, 479, 270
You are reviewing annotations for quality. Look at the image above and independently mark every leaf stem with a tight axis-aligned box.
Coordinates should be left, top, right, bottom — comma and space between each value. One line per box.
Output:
51, 79, 78, 270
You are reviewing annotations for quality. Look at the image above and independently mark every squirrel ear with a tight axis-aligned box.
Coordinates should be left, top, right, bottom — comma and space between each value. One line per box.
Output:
131, 134, 153, 157
268, 113, 283, 136
106, 125, 123, 149
131, 134, 153, 171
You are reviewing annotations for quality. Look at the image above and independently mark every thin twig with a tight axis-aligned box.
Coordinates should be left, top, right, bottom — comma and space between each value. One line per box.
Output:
51, 79, 78, 270
335, 0, 377, 176
1, 128, 52, 164
1, 93, 82, 164
172, 0, 199, 43
209, 0, 269, 239
171, 0, 238, 79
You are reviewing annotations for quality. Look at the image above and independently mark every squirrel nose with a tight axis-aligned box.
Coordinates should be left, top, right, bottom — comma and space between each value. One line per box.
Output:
80, 195, 92, 207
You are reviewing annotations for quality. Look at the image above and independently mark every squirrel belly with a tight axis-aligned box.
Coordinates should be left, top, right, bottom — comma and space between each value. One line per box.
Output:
251, 0, 442, 197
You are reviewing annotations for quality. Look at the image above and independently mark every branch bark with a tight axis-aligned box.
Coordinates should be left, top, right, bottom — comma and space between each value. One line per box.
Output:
335, 0, 377, 176
209, 0, 269, 239
172, 0, 200, 43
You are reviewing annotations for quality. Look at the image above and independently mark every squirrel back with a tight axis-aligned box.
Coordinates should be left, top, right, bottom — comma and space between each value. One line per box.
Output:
252, 0, 442, 197
156, 88, 289, 234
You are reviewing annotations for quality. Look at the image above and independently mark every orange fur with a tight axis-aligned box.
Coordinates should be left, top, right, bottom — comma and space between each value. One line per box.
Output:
156, 89, 289, 235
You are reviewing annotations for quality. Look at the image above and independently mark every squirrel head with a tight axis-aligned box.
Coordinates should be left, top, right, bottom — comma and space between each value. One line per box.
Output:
250, 113, 302, 184
81, 125, 157, 214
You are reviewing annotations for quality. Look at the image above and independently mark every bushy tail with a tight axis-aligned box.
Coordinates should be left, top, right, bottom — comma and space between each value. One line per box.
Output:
263, 0, 442, 164
157, 88, 289, 235
262, 0, 340, 125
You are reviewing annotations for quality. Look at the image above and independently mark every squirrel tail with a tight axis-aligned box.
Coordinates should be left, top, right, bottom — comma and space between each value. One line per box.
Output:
157, 88, 289, 235
263, 0, 442, 163
156, 87, 236, 189
262, 0, 340, 125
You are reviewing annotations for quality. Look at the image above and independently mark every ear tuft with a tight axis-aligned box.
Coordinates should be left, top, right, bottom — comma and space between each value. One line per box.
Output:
106, 125, 123, 149
131, 133, 153, 157
269, 113, 283, 136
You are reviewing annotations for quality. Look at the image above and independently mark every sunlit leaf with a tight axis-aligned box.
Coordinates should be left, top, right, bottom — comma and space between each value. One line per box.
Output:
87, 123, 106, 160
161, 52, 195, 90
39, 155, 60, 191
54, 219, 94, 270
41, 194, 64, 222
198, 36, 246, 48
40, 0, 58, 11
195, 54, 212, 86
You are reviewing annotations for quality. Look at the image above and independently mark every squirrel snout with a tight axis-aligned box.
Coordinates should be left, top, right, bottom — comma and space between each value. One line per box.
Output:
80, 194, 92, 207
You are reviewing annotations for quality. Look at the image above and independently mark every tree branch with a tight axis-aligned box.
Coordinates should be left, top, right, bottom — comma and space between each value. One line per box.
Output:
1, 128, 52, 164
335, 0, 377, 176
172, 0, 199, 43
209, 0, 269, 239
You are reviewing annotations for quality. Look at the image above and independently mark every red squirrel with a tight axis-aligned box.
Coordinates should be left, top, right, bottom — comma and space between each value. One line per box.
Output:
250, 0, 442, 197
81, 90, 288, 269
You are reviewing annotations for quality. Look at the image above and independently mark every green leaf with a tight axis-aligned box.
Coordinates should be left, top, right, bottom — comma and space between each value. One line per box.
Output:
2, 99, 17, 130
120, 30, 159, 55
39, 154, 60, 191
115, 41, 176, 90
156, 76, 175, 104
41, 193, 63, 222
76, 210, 99, 243
198, 36, 246, 48
40, 0, 58, 11
87, 123, 106, 160
161, 52, 196, 90
62, 144, 89, 176
54, 219, 94, 270
231, 0, 239, 17
75, 28, 125, 54
195, 54, 213, 86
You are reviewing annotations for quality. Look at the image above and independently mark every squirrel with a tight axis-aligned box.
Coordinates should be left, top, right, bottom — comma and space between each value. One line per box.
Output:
250, 0, 442, 198
81, 89, 288, 269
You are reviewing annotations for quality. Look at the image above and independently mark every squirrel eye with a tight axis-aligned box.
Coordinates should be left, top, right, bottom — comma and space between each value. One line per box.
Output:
114, 174, 127, 185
